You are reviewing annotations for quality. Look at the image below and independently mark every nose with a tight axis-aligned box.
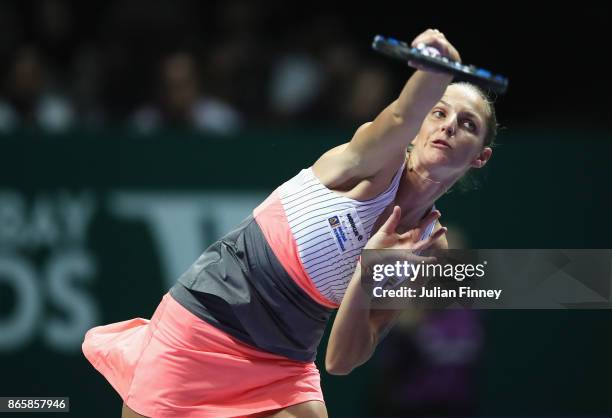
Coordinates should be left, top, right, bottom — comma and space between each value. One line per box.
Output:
440, 116, 457, 137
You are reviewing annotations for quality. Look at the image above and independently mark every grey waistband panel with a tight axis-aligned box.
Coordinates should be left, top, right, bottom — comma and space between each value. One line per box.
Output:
170, 215, 334, 362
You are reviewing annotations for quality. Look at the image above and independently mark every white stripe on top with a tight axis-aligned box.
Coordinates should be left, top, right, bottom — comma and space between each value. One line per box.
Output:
278, 162, 437, 304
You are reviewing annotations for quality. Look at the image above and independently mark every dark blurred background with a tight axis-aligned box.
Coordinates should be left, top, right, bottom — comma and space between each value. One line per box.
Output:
1, 1, 611, 417
0, 0, 609, 132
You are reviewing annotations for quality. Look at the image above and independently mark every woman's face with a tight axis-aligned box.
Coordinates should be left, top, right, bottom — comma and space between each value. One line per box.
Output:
411, 84, 492, 179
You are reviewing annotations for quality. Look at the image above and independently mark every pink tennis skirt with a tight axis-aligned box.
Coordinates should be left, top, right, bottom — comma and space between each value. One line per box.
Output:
82, 293, 324, 418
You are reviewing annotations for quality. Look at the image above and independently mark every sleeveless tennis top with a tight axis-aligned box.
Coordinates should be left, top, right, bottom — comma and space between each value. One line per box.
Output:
170, 161, 437, 361
276, 163, 415, 304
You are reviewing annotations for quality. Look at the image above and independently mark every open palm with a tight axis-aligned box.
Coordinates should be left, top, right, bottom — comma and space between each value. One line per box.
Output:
365, 206, 446, 251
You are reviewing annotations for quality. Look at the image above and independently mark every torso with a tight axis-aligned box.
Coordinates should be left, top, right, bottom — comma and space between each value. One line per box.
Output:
170, 159, 440, 361
313, 145, 439, 238
276, 164, 406, 304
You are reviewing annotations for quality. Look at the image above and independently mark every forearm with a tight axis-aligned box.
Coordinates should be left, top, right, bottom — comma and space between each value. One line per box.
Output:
326, 264, 377, 375
345, 70, 454, 176
325, 204, 445, 375
341, 29, 461, 176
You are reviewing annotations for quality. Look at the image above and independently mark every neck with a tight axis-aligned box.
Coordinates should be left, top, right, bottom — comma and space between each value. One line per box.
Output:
394, 153, 458, 227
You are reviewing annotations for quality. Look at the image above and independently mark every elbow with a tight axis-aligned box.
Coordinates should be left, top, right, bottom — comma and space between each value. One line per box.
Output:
325, 329, 377, 376
325, 359, 353, 376
389, 100, 406, 126
325, 352, 356, 376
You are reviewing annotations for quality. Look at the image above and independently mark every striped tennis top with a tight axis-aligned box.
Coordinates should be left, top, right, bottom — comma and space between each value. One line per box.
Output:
253, 161, 437, 307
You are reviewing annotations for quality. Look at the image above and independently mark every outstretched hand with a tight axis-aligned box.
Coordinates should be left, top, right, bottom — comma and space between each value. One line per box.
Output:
364, 206, 447, 251
408, 28, 461, 72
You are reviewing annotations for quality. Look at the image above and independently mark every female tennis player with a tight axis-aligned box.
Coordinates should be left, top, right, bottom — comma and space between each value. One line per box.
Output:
83, 28, 496, 418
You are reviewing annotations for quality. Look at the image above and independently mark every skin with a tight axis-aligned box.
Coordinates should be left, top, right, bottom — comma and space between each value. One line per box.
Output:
122, 400, 328, 418
309, 63, 493, 416
374, 83, 493, 236
120, 29, 495, 418
321, 30, 494, 383
323, 83, 493, 380
121, 404, 146, 418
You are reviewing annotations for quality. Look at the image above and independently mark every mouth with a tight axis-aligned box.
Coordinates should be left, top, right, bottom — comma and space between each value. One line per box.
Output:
431, 138, 452, 149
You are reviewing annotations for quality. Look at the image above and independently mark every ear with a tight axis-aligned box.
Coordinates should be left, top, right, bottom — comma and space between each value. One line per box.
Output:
470, 146, 492, 169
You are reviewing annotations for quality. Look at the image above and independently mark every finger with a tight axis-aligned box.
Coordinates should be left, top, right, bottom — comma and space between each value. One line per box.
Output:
413, 227, 447, 251
411, 33, 448, 53
417, 210, 441, 232
418, 45, 442, 58
411, 34, 432, 48
411, 31, 435, 48
379, 206, 401, 234
432, 29, 446, 39
422, 40, 449, 57
451, 46, 461, 63
396, 210, 440, 242
429, 226, 448, 242
397, 228, 417, 241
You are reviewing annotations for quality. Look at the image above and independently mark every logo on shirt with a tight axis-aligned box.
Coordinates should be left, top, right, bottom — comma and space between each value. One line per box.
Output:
327, 208, 367, 255
328, 216, 347, 252
346, 213, 364, 241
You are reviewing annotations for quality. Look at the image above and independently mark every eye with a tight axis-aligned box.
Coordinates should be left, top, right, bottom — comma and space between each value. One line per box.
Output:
433, 110, 445, 118
462, 119, 477, 132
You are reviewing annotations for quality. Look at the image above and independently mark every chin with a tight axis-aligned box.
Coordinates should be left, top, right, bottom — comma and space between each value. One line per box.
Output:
424, 150, 451, 167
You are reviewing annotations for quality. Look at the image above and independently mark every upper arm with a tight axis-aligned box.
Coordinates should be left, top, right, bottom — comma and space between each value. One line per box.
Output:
311, 142, 363, 189
345, 100, 427, 177
311, 109, 412, 189
314, 70, 454, 183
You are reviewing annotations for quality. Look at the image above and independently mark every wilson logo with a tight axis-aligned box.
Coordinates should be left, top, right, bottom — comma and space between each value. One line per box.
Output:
346, 213, 363, 241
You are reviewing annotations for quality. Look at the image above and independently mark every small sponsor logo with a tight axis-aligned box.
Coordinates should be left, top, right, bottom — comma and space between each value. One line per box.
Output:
329, 215, 348, 252
332, 228, 346, 251
346, 213, 363, 241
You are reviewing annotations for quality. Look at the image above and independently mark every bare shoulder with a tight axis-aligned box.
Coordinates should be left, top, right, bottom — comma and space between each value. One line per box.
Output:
311, 142, 357, 187
311, 127, 406, 200
311, 122, 375, 188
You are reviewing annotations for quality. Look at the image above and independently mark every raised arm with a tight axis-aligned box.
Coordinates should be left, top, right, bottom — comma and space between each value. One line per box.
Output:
313, 29, 461, 187
325, 206, 447, 375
